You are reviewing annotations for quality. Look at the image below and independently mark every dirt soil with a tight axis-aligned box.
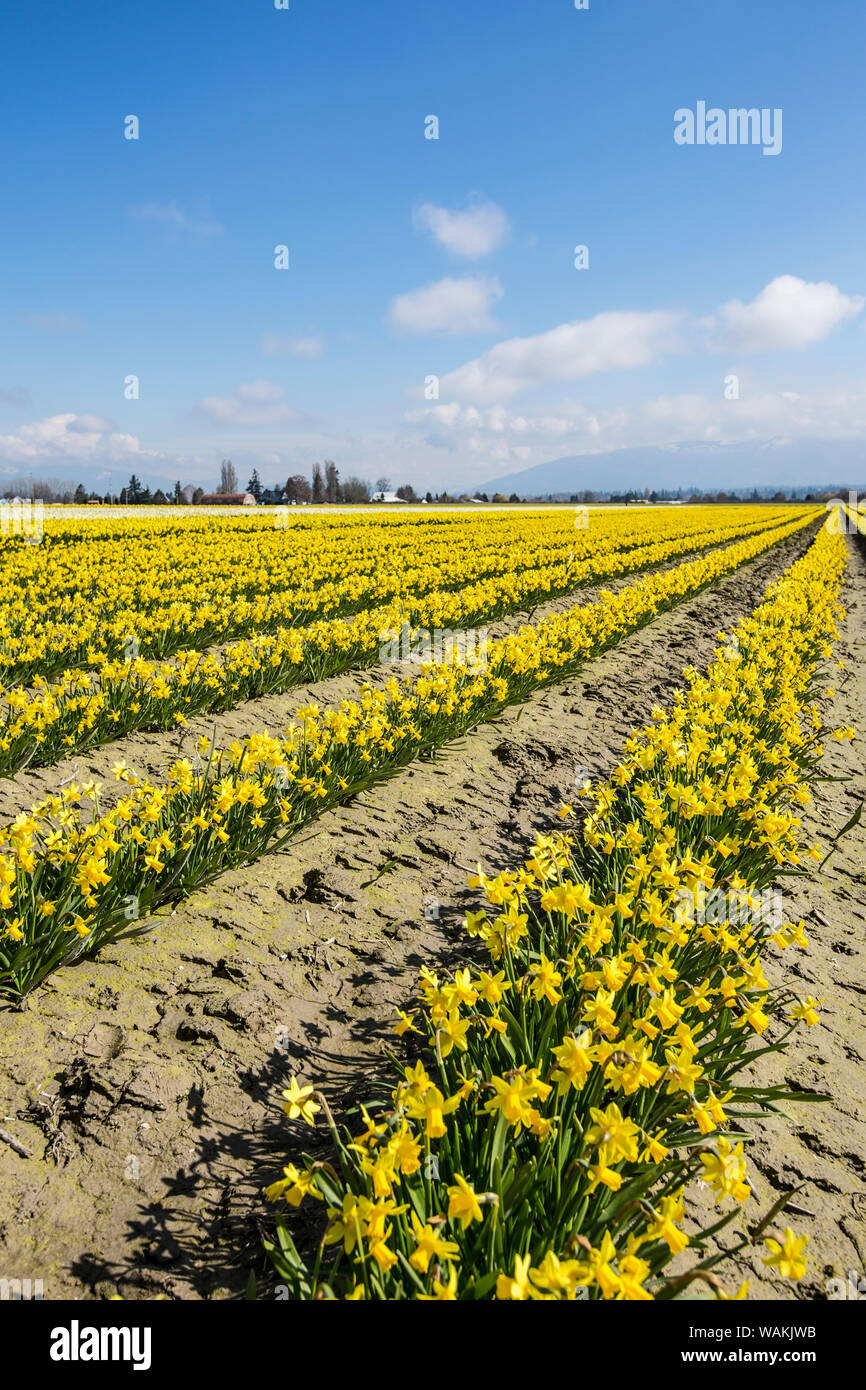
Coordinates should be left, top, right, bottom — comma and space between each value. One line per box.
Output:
0, 522, 862, 1301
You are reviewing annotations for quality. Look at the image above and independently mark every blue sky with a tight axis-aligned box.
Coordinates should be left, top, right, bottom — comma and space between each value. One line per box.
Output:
2, 0, 865, 494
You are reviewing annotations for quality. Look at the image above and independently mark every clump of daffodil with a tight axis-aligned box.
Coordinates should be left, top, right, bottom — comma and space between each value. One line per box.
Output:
2, 510, 836, 1001
259, 521, 853, 1300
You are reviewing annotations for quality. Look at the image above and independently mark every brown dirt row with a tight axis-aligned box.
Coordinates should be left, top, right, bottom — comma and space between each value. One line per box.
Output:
0, 522, 859, 1302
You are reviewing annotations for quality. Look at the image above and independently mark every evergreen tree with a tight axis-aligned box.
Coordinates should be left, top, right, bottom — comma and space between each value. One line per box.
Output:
325, 460, 340, 504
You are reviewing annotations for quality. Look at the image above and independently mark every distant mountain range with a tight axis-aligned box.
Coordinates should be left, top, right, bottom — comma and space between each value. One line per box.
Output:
4, 434, 865, 504
478, 438, 866, 498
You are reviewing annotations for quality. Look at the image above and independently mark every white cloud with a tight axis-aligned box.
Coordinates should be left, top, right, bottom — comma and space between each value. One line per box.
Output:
388, 275, 504, 335
429, 277, 863, 406
128, 199, 224, 236
438, 310, 684, 403
68, 413, 115, 435
413, 198, 509, 260
260, 332, 326, 357
711, 275, 864, 352
405, 380, 866, 466
0, 413, 158, 464
197, 380, 302, 427
107, 432, 150, 457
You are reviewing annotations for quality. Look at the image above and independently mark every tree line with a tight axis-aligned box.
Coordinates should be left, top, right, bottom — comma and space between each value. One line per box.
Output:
16, 465, 832, 510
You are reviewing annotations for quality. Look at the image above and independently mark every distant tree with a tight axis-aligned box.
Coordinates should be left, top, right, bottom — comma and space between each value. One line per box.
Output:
119, 487, 128, 504
172, 480, 186, 504
73, 483, 87, 504
152, 488, 168, 505
396, 484, 417, 502
103, 492, 112, 505
218, 459, 238, 494
341, 476, 370, 504
192, 487, 204, 505
374, 476, 391, 498
247, 469, 262, 501
312, 462, 326, 503
285, 474, 313, 503
425, 491, 433, 504
492, 493, 509, 503
772, 491, 788, 502
1, 475, 57, 501
324, 460, 340, 504
126, 474, 143, 503
508, 493, 520, 503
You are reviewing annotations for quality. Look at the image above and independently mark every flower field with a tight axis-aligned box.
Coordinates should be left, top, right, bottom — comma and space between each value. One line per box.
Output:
0, 502, 862, 1304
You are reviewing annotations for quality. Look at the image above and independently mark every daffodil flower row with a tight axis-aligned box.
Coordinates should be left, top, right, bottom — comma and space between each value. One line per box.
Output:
0, 508, 807, 777
2, 505, 789, 683
0, 511, 817, 996
259, 523, 852, 1299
